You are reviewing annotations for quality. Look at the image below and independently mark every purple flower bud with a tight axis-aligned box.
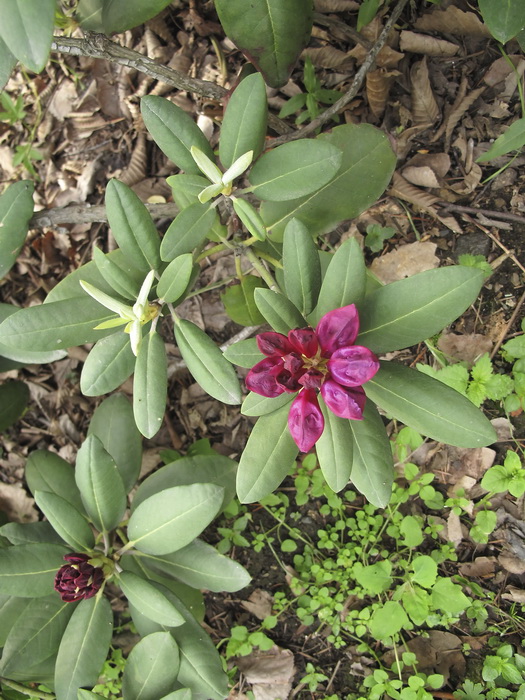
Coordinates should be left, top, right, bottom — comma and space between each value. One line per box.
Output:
54, 553, 104, 603
316, 305, 359, 357
327, 345, 380, 387
288, 389, 324, 453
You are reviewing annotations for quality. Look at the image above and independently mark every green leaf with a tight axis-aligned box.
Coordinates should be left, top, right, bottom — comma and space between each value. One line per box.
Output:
221, 276, 267, 326
357, 0, 382, 31
477, 117, 525, 162
261, 123, 396, 239
160, 691, 193, 700
174, 320, 241, 404
121, 631, 179, 700
168, 173, 209, 209
132, 454, 237, 513
241, 391, 293, 417
237, 402, 299, 503
127, 483, 225, 555
357, 267, 485, 353
354, 560, 392, 595
0, 596, 31, 647
55, 595, 113, 700
431, 577, 470, 615
0, 303, 67, 365
133, 331, 167, 439
141, 96, 215, 173
249, 140, 342, 201
160, 202, 216, 262
223, 338, 264, 368
348, 401, 393, 507
75, 435, 127, 533
157, 254, 194, 304
141, 539, 251, 593
92, 247, 141, 300
369, 600, 409, 641
105, 180, 161, 273
214, 0, 313, 88
231, 196, 267, 240
0, 35, 17, 91
0, 543, 68, 597
309, 238, 366, 325
34, 491, 95, 551
0, 180, 34, 279
75, 0, 104, 30
80, 332, 135, 397
254, 287, 306, 333
118, 571, 184, 627
101, 0, 173, 34
0, 521, 64, 546
0, 380, 29, 431
88, 394, 142, 493
0, 594, 75, 677
401, 584, 430, 626
282, 218, 321, 317
0, 297, 118, 351
400, 514, 424, 547
316, 397, 354, 492
0, 0, 55, 73
365, 361, 497, 447
478, 0, 525, 43
219, 72, 267, 168
410, 555, 437, 589
25, 450, 85, 515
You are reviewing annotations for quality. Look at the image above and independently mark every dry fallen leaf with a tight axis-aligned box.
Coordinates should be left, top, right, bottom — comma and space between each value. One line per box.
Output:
402, 165, 441, 189
499, 552, 525, 575
0, 483, 38, 523
459, 556, 497, 578
414, 5, 491, 38
236, 645, 296, 700
437, 332, 493, 367
366, 68, 400, 119
302, 46, 353, 70
502, 586, 525, 604
241, 590, 274, 620
410, 57, 439, 126
370, 241, 439, 284
400, 30, 459, 57
389, 173, 461, 233
446, 510, 464, 548
427, 445, 496, 485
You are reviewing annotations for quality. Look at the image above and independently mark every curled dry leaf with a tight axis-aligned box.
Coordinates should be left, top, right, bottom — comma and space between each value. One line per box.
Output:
402, 165, 441, 189
302, 46, 353, 70
502, 586, 525, 604
370, 240, 439, 284
483, 56, 524, 87
120, 131, 147, 187
366, 68, 400, 119
414, 5, 491, 38
389, 173, 461, 233
458, 557, 497, 578
405, 152, 451, 178
349, 17, 404, 68
399, 30, 459, 57
410, 57, 439, 126
443, 86, 486, 152
236, 646, 296, 700
499, 552, 525, 575
241, 589, 274, 620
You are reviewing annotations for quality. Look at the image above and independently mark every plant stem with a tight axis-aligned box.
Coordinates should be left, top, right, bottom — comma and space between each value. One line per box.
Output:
244, 248, 280, 292
0, 679, 55, 699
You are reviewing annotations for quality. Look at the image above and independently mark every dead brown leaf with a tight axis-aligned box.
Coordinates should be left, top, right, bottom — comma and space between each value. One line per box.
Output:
389, 173, 461, 233
400, 30, 459, 57
402, 165, 441, 189
446, 510, 464, 548
414, 5, 491, 38
427, 445, 496, 485
370, 240, 439, 284
366, 68, 400, 119
499, 552, 525, 575
459, 556, 497, 578
236, 646, 295, 700
437, 332, 493, 367
0, 483, 38, 523
384, 631, 464, 684
241, 590, 274, 620
411, 57, 439, 126
302, 46, 353, 70
502, 586, 525, 604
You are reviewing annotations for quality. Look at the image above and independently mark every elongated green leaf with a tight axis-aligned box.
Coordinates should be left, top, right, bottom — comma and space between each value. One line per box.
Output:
80, 333, 135, 397
310, 238, 366, 324
0, 596, 31, 647
88, 394, 142, 493
122, 631, 179, 700
219, 73, 267, 168
261, 124, 396, 239
0, 544, 68, 597
105, 180, 161, 273
92, 247, 141, 300
477, 117, 525, 162
34, 491, 95, 551
132, 455, 237, 512
349, 401, 393, 507
75, 0, 103, 30
118, 571, 184, 627
0, 35, 17, 91
231, 196, 267, 240
168, 174, 209, 209
160, 691, 192, 700
78, 691, 106, 699
221, 276, 267, 326
0, 297, 118, 351
174, 320, 241, 404
0, 594, 75, 676
55, 595, 113, 700
134, 331, 167, 439
241, 391, 293, 417
316, 397, 354, 492
215, 0, 313, 87
0, 0, 55, 72
0, 380, 29, 432
142, 539, 251, 593
365, 361, 497, 447
478, 0, 525, 43
282, 218, 321, 316
75, 435, 127, 533
237, 402, 298, 503
0, 180, 34, 279
0, 303, 67, 364
128, 483, 224, 555
254, 288, 307, 333
101, 0, 173, 33
0, 521, 63, 546
223, 338, 264, 368
141, 96, 215, 173
249, 140, 342, 201
157, 254, 194, 304
129, 584, 228, 700
26, 450, 85, 515
160, 202, 216, 262
357, 267, 485, 354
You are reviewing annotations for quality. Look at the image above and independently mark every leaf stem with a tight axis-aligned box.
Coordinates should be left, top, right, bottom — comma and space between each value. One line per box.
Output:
0, 679, 55, 699
244, 248, 280, 292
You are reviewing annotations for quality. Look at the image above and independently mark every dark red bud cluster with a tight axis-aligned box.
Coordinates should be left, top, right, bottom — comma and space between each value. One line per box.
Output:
54, 553, 104, 603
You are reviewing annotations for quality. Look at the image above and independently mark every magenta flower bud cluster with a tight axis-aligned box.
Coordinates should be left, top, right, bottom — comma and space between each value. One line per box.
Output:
246, 305, 380, 452
54, 553, 104, 603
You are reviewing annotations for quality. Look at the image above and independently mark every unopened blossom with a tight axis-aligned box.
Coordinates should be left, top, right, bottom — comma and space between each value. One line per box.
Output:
246, 304, 379, 452
54, 553, 104, 603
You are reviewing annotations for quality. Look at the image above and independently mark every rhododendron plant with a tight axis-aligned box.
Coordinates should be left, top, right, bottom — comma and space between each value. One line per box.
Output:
246, 305, 379, 451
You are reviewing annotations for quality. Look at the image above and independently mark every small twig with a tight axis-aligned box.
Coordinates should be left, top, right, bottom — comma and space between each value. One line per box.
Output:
490, 288, 525, 359
460, 213, 525, 277
30, 202, 180, 228
313, 12, 373, 50
50, 32, 292, 135
270, 0, 410, 146
439, 202, 525, 226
